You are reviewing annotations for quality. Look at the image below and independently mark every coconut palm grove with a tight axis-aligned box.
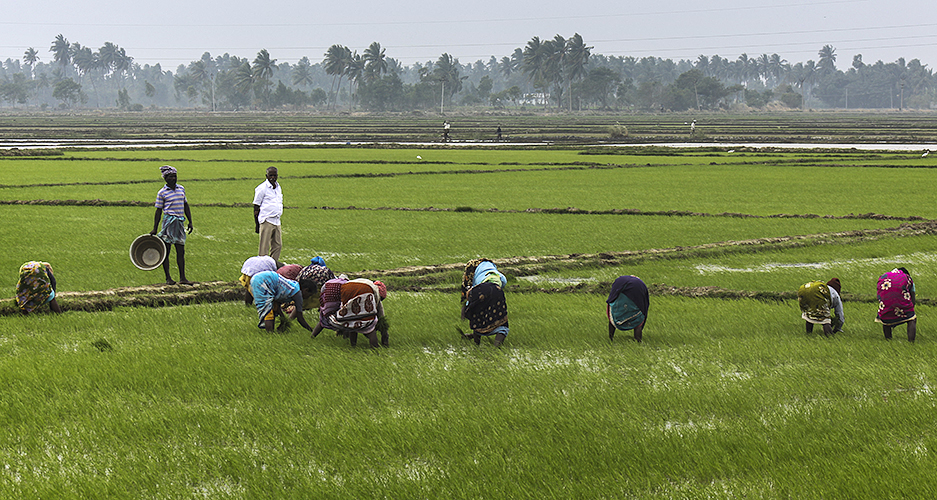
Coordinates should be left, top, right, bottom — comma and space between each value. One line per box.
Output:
1, 33, 934, 112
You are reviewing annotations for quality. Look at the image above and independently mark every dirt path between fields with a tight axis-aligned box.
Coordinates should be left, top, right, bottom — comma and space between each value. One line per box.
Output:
1, 198, 930, 222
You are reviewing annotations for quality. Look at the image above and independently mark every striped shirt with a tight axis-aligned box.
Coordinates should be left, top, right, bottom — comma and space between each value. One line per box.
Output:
155, 184, 186, 217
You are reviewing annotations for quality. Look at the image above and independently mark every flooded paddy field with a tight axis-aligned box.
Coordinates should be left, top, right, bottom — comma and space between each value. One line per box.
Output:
3, 113, 937, 497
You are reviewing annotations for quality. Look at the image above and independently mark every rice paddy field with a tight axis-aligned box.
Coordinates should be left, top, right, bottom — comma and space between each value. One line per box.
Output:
3, 114, 937, 498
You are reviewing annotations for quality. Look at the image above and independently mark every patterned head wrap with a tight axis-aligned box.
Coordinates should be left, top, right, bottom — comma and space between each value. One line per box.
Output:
297, 264, 335, 292
277, 264, 303, 281
375, 280, 387, 300
160, 165, 177, 178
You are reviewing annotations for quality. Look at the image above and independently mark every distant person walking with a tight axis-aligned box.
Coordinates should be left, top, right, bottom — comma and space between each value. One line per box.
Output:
496, 124, 502, 142
151, 165, 193, 285
443, 120, 451, 142
253, 166, 283, 263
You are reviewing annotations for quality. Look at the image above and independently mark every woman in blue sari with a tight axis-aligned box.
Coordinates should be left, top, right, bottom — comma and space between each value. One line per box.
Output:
606, 275, 649, 342
248, 270, 315, 333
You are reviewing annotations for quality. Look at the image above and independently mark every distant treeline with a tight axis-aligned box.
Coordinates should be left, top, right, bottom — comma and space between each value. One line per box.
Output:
1, 34, 933, 112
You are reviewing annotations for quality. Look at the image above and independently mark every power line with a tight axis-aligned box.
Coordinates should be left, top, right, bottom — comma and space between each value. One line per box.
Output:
0, 0, 876, 29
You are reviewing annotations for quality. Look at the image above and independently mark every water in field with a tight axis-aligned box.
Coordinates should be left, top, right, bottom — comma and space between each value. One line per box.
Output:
695, 252, 937, 275
3, 139, 937, 151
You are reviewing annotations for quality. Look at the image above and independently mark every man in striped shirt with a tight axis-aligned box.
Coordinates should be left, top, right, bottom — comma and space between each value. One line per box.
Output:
150, 165, 194, 285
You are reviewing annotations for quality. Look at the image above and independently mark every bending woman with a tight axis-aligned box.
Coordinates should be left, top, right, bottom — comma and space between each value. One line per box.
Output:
247, 270, 315, 333
460, 258, 509, 347
797, 278, 845, 336
876, 267, 916, 342
293, 262, 335, 318
312, 278, 388, 348
16, 261, 63, 315
606, 275, 649, 342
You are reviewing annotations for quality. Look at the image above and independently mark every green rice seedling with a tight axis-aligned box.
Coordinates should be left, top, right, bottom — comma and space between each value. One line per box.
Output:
520, 231, 937, 298
0, 203, 896, 293
7, 148, 936, 218
2, 296, 936, 497
4, 139, 937, 496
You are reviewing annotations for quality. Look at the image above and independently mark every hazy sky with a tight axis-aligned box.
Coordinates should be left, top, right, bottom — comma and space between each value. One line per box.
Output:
3, 0, 936, 70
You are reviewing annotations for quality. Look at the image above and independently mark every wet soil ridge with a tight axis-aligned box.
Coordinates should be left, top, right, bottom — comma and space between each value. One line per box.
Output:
1, 199, 255, 208
3, 199, 928, 222
0, 281, 243, 316
0, 163, 682, 190
374, 221, 937, 280
4, 222, 933, 316
6, 156, 936, 191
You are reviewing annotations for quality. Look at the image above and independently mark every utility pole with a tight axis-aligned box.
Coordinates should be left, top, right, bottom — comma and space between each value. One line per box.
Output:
900, 78, 905, 111
440, 79, 445, 114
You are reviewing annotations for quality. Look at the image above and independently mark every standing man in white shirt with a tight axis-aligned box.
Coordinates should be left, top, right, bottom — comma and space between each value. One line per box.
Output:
253, 166, 283, 262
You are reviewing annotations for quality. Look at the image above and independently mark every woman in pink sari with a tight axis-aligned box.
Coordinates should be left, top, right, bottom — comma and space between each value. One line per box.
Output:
876, 267, 916, 342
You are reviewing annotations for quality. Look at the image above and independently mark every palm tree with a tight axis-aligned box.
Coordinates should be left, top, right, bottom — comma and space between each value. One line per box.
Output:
757, 54, 771, 85
510, 48, 524, 78
291, 57, 314, 87
23, 47, 39, 79
695, 55, 710, 76
564, 33, 592, 111
363, 42, 387, 84
793, 60, 817, 108
817, 45, 837, 77
189, 60, 209, 84
521, 36, 546, 83
112, 46, 133, 90
50, 34, 70, 76
433, 53, 466, 109
252, 49, 277, 80
499, 56, 514, 79
71, 45, 100, 103
324, 44, 349, 109
522, 37, 557, 105
187, 60, 214, 108
35, 72, 51, 102
251, 49, 277, 107
234, 61, 256, 101
710, 55, 728, 80
97, 42, 119, 76
386, 57, 401, 76
733, 53, 754, 85
542, 35, 567, 107
344, 51, 364, 107
772, 54, 790, 87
